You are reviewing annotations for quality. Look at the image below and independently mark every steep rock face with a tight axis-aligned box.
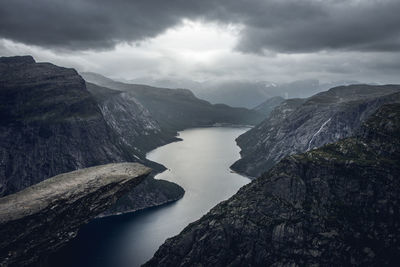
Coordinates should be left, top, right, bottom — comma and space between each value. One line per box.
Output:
100, 176, 185, 217
81, 72, 265, 133
252, 96, 285, 117
87, 82, 178, 156
0, 56, 133, 196
0, 163, 151, 266
232, 84, 400, 177
86, 83, 185, 213
146, 103, 400, 267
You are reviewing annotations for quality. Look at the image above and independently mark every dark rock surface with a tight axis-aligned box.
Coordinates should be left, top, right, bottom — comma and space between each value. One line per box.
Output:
232, 84, 400, 177
145, 103, 400, 267
81, 72, 265, 133
0, 56, 132, 196
0, 163, 151, 266
86, 82, 179, 160
99, 176, 185, 217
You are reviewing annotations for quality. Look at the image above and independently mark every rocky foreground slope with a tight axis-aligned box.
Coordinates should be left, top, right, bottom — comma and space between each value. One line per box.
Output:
0, 163, 151, 266
232, 84, 400, 177
146, 103, 400, 266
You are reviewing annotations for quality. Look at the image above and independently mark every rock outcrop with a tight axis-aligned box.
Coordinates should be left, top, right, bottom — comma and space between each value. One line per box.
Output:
146, 103, 400, 266
99, 176, 185, 217
0, 163, 151, 266
232, 84, 400, 177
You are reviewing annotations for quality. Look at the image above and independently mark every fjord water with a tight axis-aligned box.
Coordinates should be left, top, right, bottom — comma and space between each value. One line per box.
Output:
52, 127, 250, 267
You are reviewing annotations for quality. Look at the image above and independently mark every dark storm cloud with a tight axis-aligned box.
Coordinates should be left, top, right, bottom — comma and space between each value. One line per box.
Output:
1, 0, 400, 53
0, 0, 220, 50
234, 0, 400, 53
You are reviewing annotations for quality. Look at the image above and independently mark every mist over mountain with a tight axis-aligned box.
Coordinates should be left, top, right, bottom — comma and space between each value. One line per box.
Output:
253, 96, 285, 117
2, 0, 400, 266
128, 77, 360, 108
81, 72, 264, 129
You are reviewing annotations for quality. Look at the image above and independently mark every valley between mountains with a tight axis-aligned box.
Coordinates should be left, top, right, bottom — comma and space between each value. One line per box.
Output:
1, 55, 399, 266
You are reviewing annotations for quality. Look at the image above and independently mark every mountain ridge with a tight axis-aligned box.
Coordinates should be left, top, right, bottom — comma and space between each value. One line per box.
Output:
81, 72, 265, 133
231, 84, 400, 177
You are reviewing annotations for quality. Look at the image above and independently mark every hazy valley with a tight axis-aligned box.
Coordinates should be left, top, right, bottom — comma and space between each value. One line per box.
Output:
1, 54, 399, 266
1, 1, 400, 265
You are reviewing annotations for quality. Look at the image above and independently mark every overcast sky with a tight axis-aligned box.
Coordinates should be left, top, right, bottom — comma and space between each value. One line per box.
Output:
1, 0, 400, 84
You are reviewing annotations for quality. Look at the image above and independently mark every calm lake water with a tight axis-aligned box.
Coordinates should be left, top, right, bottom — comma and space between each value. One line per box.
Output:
51, 127, 250, 267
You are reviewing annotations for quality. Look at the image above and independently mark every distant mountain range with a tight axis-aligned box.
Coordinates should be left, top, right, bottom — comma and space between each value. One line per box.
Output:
82, 72, 265, 131
125, 76, 360, 108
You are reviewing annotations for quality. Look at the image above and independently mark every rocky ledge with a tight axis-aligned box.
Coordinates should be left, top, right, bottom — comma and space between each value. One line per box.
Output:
146, 104, 400, 266
0, 163, 151, 266
99, 176, 185, 217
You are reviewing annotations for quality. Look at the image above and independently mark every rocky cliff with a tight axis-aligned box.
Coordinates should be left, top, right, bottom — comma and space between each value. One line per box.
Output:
0, 163, 151, 266
99, 176, 185, 217
0, 56, 133, 196
86, 82, 178, 159
232, 84, 400, 177
146, 103, 400, 266
0, 56, 184, 212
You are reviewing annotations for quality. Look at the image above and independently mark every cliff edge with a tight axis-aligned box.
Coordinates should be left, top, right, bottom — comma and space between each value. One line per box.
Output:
0, 162, 151, 266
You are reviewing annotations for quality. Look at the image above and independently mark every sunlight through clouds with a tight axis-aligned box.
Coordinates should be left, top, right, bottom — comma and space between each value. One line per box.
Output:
1, 17, 400, 84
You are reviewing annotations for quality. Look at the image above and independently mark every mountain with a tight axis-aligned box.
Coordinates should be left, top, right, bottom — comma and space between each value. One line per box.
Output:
0, 163, 150, 266
127, 77, 359, 108
146, 103, 400, 266
127, 77, 203, 92
231, 84, 400, 177
0, 56, 183, 213
86, 82, 178, 157
81, 72, 265, 131
253, 96, 285, 117
0, 56, 131, 196
194, 80, 279, 108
